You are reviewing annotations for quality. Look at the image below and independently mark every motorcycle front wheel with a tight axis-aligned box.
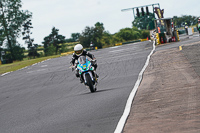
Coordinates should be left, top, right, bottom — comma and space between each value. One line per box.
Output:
85, 74, 96, 93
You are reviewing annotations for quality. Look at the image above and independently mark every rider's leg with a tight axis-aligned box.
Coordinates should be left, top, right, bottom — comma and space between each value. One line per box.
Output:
75, 69, 79, 77
93, 64, 97, 71
76, 69, 84, 83
80, 75, 84, 83
92, 64, 99, 78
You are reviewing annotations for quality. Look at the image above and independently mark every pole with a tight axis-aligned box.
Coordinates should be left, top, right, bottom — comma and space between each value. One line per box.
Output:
132, 8, 135, 19
152, 5, 155, 19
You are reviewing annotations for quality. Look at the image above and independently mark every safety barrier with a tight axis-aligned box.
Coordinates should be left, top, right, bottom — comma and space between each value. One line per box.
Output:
140, 39, 148, 42
178, 28, 198, 35
178, 29, 186, 35
176, 30, 180, 41
115, 43, 122, 46
156, 33, 161, 45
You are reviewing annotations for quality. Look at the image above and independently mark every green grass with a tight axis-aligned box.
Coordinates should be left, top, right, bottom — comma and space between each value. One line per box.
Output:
0, 55, 62, 75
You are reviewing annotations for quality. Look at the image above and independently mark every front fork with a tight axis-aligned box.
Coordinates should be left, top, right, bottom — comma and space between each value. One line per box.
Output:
83, 71, 94, 85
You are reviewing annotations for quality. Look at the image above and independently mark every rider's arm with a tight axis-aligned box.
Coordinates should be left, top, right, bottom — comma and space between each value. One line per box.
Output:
71, 53, 76, 65
84, 50, 95, 60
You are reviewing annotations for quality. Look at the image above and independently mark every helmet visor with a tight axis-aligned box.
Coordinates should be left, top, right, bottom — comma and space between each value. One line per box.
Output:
75, 49, 83, 55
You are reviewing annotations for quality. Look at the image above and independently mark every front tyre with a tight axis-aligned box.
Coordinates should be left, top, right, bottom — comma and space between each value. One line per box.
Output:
85, 74, 96, 93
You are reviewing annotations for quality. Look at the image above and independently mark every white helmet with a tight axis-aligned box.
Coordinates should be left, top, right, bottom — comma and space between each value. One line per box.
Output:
74, 44, 83, 56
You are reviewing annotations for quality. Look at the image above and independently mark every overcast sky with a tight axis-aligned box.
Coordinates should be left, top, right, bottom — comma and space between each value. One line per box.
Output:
20, 0, 199, 45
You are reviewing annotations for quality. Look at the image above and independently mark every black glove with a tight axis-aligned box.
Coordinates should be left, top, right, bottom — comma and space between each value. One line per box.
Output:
91, 59, 97, 64
72, 66, 75, 71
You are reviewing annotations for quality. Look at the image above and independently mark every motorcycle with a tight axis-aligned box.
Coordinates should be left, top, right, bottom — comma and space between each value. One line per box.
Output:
72, 56, 98, 93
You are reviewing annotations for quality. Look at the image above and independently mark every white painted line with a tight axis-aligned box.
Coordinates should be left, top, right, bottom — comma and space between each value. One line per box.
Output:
1, 71, 13, 77
114, 41, 156, 133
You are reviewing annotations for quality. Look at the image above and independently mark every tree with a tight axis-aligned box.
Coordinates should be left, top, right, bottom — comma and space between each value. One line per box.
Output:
93, 22, 104, 48
43, 36, 52, 56
12, 45, 25, 61
22, 19, 39, 58
132, 12, 155, 30
50, 27, 66, 54
0, 29, 6, 46
65, 33, 80, 42
28, 44, 39, 58
42, 27, 66, 55
79, 26, 93, 48
0, 0, 32, 60
22, 19, 34, 49
71, 33, 80, 42
173, 15, 199, 28
4, 45, 25, 62
79, 22, 105, 48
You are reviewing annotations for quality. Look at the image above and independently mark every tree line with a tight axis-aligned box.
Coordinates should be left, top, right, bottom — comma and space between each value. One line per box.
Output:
1, 0, 199, 63
42, 22, 150, 56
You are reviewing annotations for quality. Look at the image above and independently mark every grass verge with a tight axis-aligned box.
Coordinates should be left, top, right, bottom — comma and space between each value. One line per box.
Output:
0, 55, 62, 75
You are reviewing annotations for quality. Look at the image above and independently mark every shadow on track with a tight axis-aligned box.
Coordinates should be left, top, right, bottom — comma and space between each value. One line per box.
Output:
80, 87, 119, 95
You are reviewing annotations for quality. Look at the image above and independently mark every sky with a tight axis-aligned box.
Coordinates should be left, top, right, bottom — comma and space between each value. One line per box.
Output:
20, 0, 200, 46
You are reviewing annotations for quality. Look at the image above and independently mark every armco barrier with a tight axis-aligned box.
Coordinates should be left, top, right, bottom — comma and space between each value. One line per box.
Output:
176, 30, 180, 41
115, 43, 122, 46
178, 29, 186, 35
140, 39, 148, 42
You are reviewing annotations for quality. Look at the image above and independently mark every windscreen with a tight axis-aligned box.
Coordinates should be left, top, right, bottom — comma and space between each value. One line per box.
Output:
78, 56, 86, 64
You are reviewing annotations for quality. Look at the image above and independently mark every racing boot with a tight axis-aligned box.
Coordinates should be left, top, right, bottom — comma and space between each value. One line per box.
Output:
80, 76, 84, 83
94, 72, 99, 83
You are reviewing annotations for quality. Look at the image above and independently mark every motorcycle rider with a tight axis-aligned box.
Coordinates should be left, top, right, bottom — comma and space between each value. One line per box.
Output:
71, 44, 98, 83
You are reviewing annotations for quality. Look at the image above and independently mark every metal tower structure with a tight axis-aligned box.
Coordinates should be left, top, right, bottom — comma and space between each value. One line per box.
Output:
121, 3, 160, 19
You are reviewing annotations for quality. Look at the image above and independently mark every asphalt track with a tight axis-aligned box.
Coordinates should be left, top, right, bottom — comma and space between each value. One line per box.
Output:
0, 41, 153, 133
124, 35, 200, 133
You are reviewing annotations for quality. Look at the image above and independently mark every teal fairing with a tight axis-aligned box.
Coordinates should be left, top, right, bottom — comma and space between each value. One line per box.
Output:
77, 57, 94, 74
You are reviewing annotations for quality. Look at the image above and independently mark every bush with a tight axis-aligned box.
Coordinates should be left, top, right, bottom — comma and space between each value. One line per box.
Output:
28, 50, 40, 58
12, 45, 25, 61
115, 27, 145, 41
141, 30, 150, 39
